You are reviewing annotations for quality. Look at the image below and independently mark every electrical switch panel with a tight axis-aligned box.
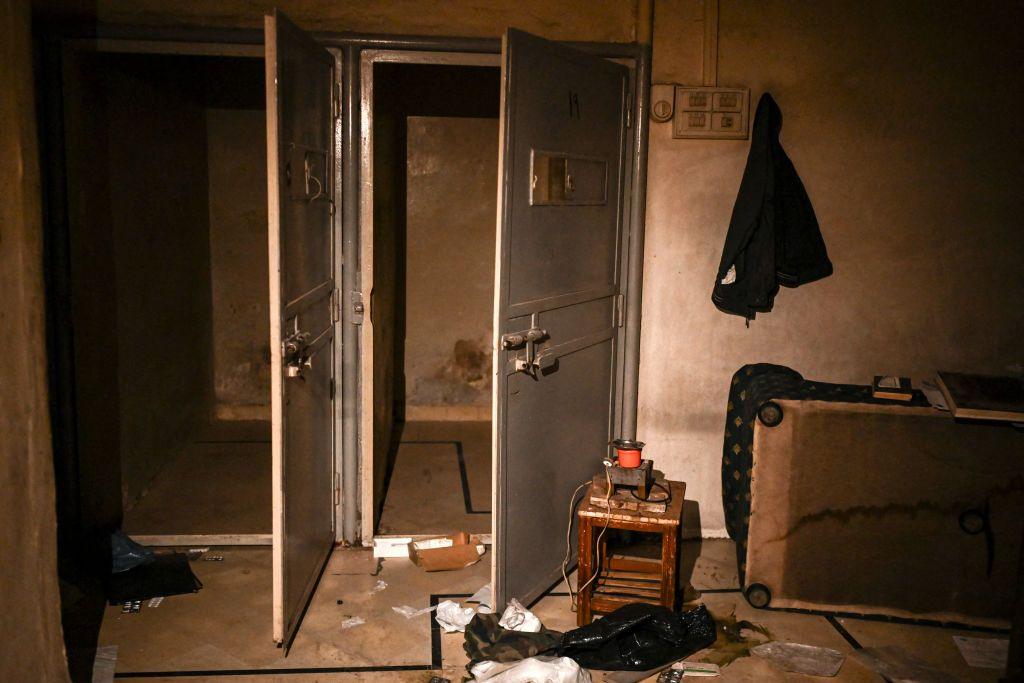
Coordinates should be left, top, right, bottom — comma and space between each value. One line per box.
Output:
672, 86, 749, 139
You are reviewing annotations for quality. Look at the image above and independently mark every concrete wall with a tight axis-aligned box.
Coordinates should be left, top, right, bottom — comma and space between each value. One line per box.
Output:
639, 0, 1024, 536
102, 58, 215, 508
0, 0, 69, 678
55, 0, 637, 41
207, 107, 270, 421
404, 116, 497, 419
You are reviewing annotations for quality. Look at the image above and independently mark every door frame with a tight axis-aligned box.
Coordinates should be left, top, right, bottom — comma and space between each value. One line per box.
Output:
357, 45, 644, 547
38, 23, 649, 552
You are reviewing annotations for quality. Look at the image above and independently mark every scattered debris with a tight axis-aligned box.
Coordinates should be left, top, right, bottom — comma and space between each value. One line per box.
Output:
146, 597, 163, 609
336, 599, 344, 605
411, 532, 486, 571
339, 616, 365, 630
498, 598, 541, 633
470, 656, 590, 682
121, 600, 141, 614
373, 536, 412, 558
393, 604, 437, 619
186, 547, 210, 561
698, 609, 770, 668
751, 641, 844, 677
90, 645, 118, 683
468, 583, 494, 610
671, 660, 720, 677
427, 677, 451, 683
435, 600, 477, 632
953, 635, 1009, 669
852, 646, 958, 683
202, 555, 224, 562
370, 579, 387, 594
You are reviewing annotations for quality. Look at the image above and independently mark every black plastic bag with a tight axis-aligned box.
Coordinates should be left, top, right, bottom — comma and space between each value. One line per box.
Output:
106, 552, 203, 603
558, 603, 716, 671
110, 530, 155, 573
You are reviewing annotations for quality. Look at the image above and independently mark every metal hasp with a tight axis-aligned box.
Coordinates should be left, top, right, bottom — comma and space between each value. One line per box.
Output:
501, 316, 549, 378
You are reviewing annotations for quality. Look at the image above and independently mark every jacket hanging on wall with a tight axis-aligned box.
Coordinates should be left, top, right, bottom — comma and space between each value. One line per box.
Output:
711, 93, 833, 321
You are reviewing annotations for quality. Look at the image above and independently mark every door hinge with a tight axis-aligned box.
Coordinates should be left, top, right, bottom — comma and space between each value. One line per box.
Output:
616, 293, 625, 327
334, 472, 341, 506
625, 92, 633, 129
329, 378, 336, 400
331, 288, 340, 323
351, 291, 364, 325
332, 80, 342, 120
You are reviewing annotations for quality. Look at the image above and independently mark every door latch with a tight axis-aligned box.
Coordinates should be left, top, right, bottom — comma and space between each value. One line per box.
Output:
283, 330, 312, 379
501, 325, 549, 378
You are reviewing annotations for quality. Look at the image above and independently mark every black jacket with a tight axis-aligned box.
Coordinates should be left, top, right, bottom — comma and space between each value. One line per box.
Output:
712, 93, 832, 320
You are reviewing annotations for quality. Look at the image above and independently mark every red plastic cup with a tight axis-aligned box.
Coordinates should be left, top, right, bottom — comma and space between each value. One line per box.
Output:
615, 447, 642, 468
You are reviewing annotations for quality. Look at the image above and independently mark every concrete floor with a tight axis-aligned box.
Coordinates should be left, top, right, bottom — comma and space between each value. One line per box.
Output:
123, 421, 271, 536
97, 538, 1009, 681
378, 421, 491, 535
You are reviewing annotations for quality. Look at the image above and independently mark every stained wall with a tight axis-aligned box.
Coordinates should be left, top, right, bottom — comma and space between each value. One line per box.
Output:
639, 0, 1024, 535
404, 116, 498, 419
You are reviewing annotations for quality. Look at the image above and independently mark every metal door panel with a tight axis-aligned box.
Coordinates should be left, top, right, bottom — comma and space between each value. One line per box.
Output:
265, 9, 337, 647
494, 29, 629, 608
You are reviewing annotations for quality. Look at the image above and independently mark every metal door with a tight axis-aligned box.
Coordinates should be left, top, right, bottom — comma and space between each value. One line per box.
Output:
493, 29, 630, 608
265, 10, 337, 646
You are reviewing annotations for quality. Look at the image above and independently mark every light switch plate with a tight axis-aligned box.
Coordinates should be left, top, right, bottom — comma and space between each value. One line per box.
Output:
673, 86, 749, 139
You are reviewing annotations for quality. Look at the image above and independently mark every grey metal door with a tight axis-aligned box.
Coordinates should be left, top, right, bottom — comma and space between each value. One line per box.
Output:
493, 29, 630, 608
264, 10, 337, 646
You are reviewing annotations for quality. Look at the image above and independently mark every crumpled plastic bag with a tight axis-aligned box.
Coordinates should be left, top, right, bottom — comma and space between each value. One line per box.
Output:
498, 598, 542, 633
558, 603, 716, 671
436, 600, 478, 633
464, 611, 563, 667
110, 531, 155, 573
471, 655, 591, 682
752, 641, 844, 677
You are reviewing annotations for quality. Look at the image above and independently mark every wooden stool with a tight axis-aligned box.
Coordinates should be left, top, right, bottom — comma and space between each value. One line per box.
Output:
576, 479, 685, 626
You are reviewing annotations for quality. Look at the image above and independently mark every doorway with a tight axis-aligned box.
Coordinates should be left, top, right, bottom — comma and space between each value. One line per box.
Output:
361, 57, 502, 538
59, 50, 271, 544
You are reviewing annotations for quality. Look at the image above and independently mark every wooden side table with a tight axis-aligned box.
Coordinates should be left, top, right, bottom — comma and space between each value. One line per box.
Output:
576, 479, 685, 626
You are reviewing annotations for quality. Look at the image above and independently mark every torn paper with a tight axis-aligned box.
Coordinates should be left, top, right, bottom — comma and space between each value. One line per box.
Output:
468, 583, 494, 610
953, 635, 1009, 669
339, 616, 365, 630
435, 600, 477, 633
498, 598, 542, 633
393, 604, 437, 619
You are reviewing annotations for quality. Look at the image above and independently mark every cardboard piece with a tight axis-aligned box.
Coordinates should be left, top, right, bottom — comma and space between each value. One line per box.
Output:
410, 532, 485, 571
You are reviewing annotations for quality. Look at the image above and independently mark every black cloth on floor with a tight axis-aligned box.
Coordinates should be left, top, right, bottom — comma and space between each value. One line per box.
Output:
712, 93, 833, 321
463, 612, 563, 668
721, 363, 931, 582
558, 604, 717, 671
106, 552, 202, 604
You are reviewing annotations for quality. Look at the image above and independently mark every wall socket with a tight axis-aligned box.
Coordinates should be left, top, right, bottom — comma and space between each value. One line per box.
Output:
667, 86, 749, 140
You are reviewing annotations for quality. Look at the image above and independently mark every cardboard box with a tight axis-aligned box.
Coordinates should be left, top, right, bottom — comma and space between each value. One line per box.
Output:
409, 532, 485, 572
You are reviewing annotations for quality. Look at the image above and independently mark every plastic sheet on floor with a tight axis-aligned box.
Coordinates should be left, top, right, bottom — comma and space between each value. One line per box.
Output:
471, 656, 591, 682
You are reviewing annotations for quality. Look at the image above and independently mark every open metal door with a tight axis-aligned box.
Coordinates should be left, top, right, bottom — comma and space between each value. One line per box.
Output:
265, 10, 337, 646
493, 29, 630, 608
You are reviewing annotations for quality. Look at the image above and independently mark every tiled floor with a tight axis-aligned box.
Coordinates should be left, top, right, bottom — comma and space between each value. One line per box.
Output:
123, 421, 271, 536
98, 538, 1010, 681
377, 421, 491, 535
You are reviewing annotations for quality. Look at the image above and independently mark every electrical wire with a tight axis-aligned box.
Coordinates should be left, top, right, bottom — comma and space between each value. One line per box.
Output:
629, 480, 672, 506
562, 465, 614, 611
